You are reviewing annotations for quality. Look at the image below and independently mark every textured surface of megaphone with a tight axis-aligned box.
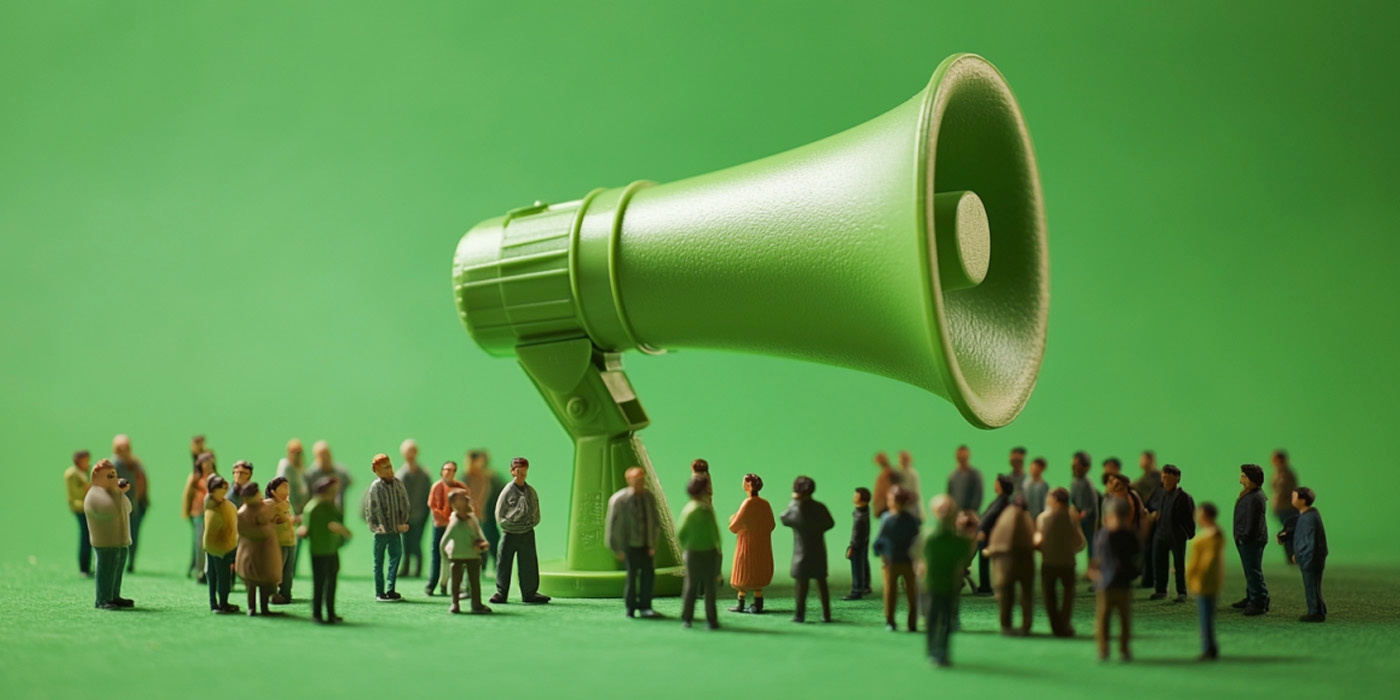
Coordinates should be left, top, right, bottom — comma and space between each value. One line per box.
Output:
456, 52, 1047, 429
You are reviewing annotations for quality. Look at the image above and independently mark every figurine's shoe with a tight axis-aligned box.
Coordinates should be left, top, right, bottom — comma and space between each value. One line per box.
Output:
862, 588, 873, 595
489, 594, 508, 604
1198, 652, 1219, 661
822, 615, 833, 623
707, 621, 720, 630
1243, 604, 1268, 616
470, 606, 493, 614
841, 592, 863, 601
727, 603, 748, 613
424, 584, 435, 596
330, 615, 344, 623
1120, 652, 1133, 663
314, 615, 332, 625
440, 585, 448, 596
1148, 593, 1168, 601
384, 591, 403, 600
1231, 598, 1250, 609
930, 659, 952, 669
637, 608, 659, 618
376, 595, 396, 602
626, 609, 636, 618
80, 572, 93, 579
1001, 627, 1026, 637
97, 602, 122, 610
194, 573, 206, 584
885, 623, 897, 632
1174, 594, 1188, 603
247, 609, 258, 617
269, 595, 291, 605
219, 604, 241, 614
450, 605, 461, 614
112, 597, 134, 608
792, 616, 806, 623
522, 595, 551, 604
745, 603, 763, 614
681, 621, 693, 629
1299, 614, 1326, 623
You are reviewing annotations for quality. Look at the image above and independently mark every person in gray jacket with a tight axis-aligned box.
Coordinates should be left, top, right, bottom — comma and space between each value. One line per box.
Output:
606, 466, 662, 618
491, 457, 551, 604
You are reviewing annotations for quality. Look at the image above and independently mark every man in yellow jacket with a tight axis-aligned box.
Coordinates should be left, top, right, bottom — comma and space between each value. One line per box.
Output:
1186, 501, 1224, 661
64, 450, 92, 577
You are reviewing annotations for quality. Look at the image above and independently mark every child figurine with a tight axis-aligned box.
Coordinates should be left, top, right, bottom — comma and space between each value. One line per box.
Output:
235, 480, 285, 616
727, 473, 775, 614
85, 459, 133, 609
298, 477, 351, 624
64, 450, 93, 578
842, 487, 872, 601
428, 460, 465, 596
203, 475, 240, 614
1288, 487, 1328, 622
924, 495, 976, 667
873, 486, 921, 632
1091, 497, 1140, 662
183, 452, 215, 583
440, 489, 493, 614
265, 477, 297, 604
781, 476, 835, 623
364, 453, 411, 602
1034, 487, 1085, 638
1186, 502, 1224, 660
492, 457, 550, 604
606, 467, 662, 618
985, 494, 1036, 636
678, 475, 723, 630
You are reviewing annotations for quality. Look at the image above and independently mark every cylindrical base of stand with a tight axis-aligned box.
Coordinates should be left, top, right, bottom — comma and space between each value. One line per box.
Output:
538, 561, 685, 598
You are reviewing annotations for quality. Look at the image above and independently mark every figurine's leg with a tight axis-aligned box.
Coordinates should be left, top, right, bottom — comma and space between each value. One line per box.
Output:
112, 547, 127, 600
246, 584, 257, 616
995, 576, 1012, 632
467, 560, 485, 611
903, 566, 919, 631
1197, 595, 1217, 656
372, 534, 387, 597
751, 589, 764, 614
639, 549, 655, 612
386, 533, 403, 594
206, 554, 219, 610
622, 549, 638, 613
450, 561, 464, 612
93, 547, 114, 606
1116, 590, 1132, 657
793, 578, 809, 621
311, 555, 326, 620
127, 510, 141, 573
1316, 569, 1326, 618
881, 563, 896, 626
326, 554, 339, 620
76, 513, 92, 575
816, 577, 831, 622
220, 554, 234, 608
428, 525, 445, 594
1061, 567, 1075, 633
680, 551, 698, 624
517, 530, 540, 599
1094, 592, 1109, 658
260, 586, 272, 614
1172, 542, 1187, 597
702, 551, 720, 627
977, 551, 992, 593
494, 534, 517, 601
1039, 566, 1057, 634
1018, 573, 1033, 634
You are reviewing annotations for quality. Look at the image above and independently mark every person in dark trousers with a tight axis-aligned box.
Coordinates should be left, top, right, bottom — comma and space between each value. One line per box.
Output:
1281, 487, 1328, 622
299, 477, 352, 624
924, 495, 976, 667
781, 475, 835, 623
64, 450, 93, 578
1134, 451, 1163, 589
985, 494, 1036, 636
843, 487, 872, 600
1091, 497, 1140, 662
1149, 464, 1196, 602
975, 474, 1015, 594
605, 467, 661, 618
1232, 464, 1270, 615
492, 457, 551, 604
1270, 449, 1300, 565
678, 475, 723, 630
873, 486, 921, 632
1069, 452, 1098, 571
1035, 487, 1085, 638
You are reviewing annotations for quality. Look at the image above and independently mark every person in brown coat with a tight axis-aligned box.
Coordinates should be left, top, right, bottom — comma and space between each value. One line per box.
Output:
985, 494, 1036, 635
727, 473, 775, 614
235, 479, 286, 616
1035, 487, 1086, 637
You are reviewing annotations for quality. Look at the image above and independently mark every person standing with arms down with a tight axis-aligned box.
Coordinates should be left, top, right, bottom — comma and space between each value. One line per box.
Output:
64, 450, 93, 578
1232, 464, 1271, 616
782, 476, 835, 624
363, 453, 411, 602
1270, 449, 1300, 565
1148, 465, 1195, 602
605, 466, 662, 618
491, 457, 551, 604
727, 473, 775, 614
464, 450, 504, 573
109, 435, 147, 573
396, 440, 433, 579
678, 476, 723, 630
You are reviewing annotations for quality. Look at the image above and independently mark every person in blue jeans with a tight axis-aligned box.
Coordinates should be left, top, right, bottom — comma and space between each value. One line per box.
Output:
843, 487, 872, 600
1231, 464, 1270, 616
363, 453, 411, 601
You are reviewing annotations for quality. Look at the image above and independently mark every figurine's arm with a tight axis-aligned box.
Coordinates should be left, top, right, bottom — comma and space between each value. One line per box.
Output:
779, 502, 800, 528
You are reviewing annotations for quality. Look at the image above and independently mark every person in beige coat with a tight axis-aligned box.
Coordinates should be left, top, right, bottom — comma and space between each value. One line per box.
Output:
235, 479, 286, 616
85, 459, 133, 610
984, 495, 1036, 635
1035, 488, 1086, 637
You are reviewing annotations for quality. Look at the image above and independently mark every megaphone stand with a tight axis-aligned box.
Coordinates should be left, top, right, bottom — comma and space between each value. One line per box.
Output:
517, 337, 685, 598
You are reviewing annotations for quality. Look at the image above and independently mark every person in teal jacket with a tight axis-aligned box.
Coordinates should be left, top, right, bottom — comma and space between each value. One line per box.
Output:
677, 475, 722, 630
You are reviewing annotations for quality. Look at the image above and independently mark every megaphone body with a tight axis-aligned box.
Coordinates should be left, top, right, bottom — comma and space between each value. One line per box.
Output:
453, 53, 1048, 597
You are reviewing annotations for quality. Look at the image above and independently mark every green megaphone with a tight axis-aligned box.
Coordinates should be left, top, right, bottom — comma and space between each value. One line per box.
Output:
452, 53, 1048, 597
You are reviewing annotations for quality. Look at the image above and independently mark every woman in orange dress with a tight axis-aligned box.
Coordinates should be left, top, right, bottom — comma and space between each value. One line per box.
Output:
727, 473, 775, 614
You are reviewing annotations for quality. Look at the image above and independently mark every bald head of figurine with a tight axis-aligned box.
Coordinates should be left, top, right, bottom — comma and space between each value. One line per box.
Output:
401, 439, 418, 464
287, 439, 304, 467
625, 467, 647, 492
112, 434, 132, 460
929, 494, 957, 526
92, 459, 118, 490
313, 440, 332, 468
372, 454, 394, 481
510, 457, 529, 485
448, 489, 472, 519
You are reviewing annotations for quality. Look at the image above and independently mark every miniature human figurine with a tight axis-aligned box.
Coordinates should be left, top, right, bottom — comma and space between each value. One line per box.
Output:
1148, 465, 1195, 602
873, 486, 921, 632
265, 477, 297, 604
364, 453, 411, 602
1270, 449, 1300, 565
85, 459, 133, 609
182, 452, 215, 583
1069, 452, 1099, 570
1023, 457, 1049, 520
228, 460, 253, 508
427, 460, 466, 596
954, 509, 981, 598
492, 457, 550, 604
1035, 487, 1085, 637
690, 458, 713, 504
896, 450, 922, 517
728, 473, 775, 613
203, 475, 239, 614
974, 474, 1015, 594
109, 435, 147, 573
1232, 464, 1271, 616
297, 477, 352, 624
1007, 446, 1028, 497
872, 452, 896, 519
396, 439, 432, 579
1097, 457, 1123, 534
308, 440, 352, 510
947, 445, 984, 514
236, 481, 285, 616
275, 439, 310, 575
606, 466, 663, 618
1186, 502, 1224, 660
1104, 473, 1147, 539
1134, 451, 1163, 590
64, 450, 93, 578
985, 494, 1036, 636
190, 434, 207, 465
1285, 487, 1327, 622
781, 475, 835, 623
677, 475, 723, 629
843, 486, 872, 600
924, 495, 976, 667
463, 450, 504, 571
1090, 497, 1140, 662
440, 489, 493, 614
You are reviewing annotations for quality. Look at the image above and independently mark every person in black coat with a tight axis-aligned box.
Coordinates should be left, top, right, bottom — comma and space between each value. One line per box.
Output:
975, 475, 1016, 594
1280, 487, 1328, 622
1148, 465, 1196, 601
781, 476, 835, 623
1232, 464, 1270, 615
843, 487, 872, 600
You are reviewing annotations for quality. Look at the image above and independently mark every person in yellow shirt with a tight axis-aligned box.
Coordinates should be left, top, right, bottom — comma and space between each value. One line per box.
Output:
1186, 502, 1224, 661
64, 450, 93, 577
203, 475, 240, 614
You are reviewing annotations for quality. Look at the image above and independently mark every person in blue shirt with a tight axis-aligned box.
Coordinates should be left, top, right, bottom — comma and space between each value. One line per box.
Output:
873, 486, 921, 632
1279, 487, 1328, 622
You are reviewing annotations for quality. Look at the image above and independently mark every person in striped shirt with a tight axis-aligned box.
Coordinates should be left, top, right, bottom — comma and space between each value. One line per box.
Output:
364, 453, 411, 601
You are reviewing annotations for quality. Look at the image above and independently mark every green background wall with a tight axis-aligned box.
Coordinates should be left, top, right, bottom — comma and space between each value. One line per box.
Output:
3, 0, 1397, 579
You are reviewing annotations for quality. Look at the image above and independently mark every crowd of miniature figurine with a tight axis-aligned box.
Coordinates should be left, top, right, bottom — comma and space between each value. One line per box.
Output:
64, 436, 1328, 666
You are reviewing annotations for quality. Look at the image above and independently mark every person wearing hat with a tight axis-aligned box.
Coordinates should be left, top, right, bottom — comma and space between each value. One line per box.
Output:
84, 459, 133, 609
1232, 464, 1271, 616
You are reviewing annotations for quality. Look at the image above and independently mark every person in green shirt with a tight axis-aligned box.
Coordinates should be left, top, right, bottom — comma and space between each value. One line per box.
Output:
677, 475, 722, 630
923, 494, 976, 667
297, 478, 353, 624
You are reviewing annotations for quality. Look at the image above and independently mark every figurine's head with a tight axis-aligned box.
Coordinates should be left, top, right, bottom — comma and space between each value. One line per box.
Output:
744, 473, 764, 497
1029, 457, 1046, 479
897, 450, 913, 471
1196, 501, 1218, 529
1105, 472, 1129, 496
887, 485, 911, 514
1162, 464, 1181, 490
73, 450, 91, 472
792, 476, 816, 499
112, 434, 132, 459
240, 482, 262, 506
686, 475, 709, 501
91, 459, 117, 489
313, 440, 331, 466
852, 486, 870, 506
1009, 446, 1026, 470
873, 451, 891, 470
994, 474, 1015, 497
690, 458, 709, 476
1271, 449, 1289, 470
448, 488, 472, 519
468, 450, 488, 473
287, 439, 304, 466
371, 454, 394, 480
232, 460, 253, 485
266, 476, 290, 502
1047, 487, 1069, 512
1139, 450, 1156, 472
191, 434, 206, 454
1240, 464, 1264, 489
929, 494, 957, 526
1102, 457, 1122, 475
1104, 497, 1129, 531
509, 457, 529, 484
625, 467, 647, 492
1292, 487, 1316, 511
207, 474, 229, 502
194, 451, 215, 477
954, 445, 970, 468
955, 509, 980, 537
1071, 451, 1091, 477
401, 439, 418, 463
440, 460, 458, 482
